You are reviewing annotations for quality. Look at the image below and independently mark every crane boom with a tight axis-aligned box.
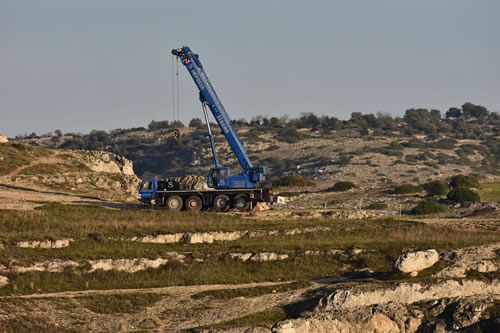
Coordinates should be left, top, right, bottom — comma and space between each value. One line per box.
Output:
172, 46, 266, 189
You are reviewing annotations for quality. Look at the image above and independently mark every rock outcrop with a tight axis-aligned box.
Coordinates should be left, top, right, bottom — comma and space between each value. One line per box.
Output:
273, 280, 500, 333
317, 279, 499, 311
16, 238, 72, 249
0, 256, 181, 274
88, 258, 169, 273
434, 243, 500, 278
1, 259, 80, 273
78, 151, 135, 176
393, 249, 439, 276
0, 135, 7, 143
126, 227, 332, 245
229, 252, 289, 262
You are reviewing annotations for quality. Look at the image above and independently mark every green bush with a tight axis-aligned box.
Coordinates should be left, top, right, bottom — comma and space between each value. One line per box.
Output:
327, 181, 356, 192
447, 187, 480, 203
450, 175, 480, 189
275, 128, 308, 143
411, 201, 448, 215
393, 184, 423, 195
429, 138, 457, 150
423, 180, 449, 197
273, 175, 315, 187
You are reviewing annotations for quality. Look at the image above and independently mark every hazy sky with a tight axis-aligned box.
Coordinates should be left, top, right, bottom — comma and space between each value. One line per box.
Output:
1, 0, 499, 137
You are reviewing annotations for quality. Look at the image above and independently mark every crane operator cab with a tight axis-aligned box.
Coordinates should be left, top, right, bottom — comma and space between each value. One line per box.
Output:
208, 167, 230, 188
207, 166, 266, 189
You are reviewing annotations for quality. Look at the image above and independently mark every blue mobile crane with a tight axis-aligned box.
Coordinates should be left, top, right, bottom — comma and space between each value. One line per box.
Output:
138, 46, 272, 211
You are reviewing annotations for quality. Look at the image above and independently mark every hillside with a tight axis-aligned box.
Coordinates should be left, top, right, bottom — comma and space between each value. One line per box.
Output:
1, 113, 500, 332
0, 143, 140, 207
14, 103, 500, 189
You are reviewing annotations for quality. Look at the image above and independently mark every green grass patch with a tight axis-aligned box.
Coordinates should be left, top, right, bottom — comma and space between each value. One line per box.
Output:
0, 204, 498, 296
479, 183, 500, 202
0, 143, 52, 176
77, 293, 163, 314
191, 280, 311, 300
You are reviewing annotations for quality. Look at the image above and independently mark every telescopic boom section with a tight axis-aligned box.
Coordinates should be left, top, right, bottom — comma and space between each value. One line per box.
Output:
172, 47, 253, 172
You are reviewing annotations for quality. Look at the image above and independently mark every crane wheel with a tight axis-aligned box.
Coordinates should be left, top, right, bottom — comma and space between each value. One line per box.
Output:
232, 194, 250, 211
213, 194, 230, 212
185, 195, 202, 211
166, 195, 183, 211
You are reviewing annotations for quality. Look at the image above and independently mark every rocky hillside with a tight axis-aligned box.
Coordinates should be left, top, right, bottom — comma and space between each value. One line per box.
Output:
13, 103, 500, 189
0, 142, 140, 201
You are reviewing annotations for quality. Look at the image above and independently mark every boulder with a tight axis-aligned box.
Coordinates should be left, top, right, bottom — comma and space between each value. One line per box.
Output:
253, 202, 270, 211
250, 253, 279, 262
393, 249, 439, 275
0, 135, 7, 143
0, 276, 8, 288
229, 253, 253, 262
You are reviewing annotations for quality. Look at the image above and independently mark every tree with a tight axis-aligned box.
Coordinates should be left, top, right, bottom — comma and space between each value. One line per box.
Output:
423, 180, 449, 197
148, 120, 170, 131
462, 102, 489, 119
447, 187, 480, 203
404, 108, 439, 136
320, 116, 341, 131
449, 175, 480, 189
446, 107, 462, 119
189, 118, 204, 129
297, 112, 320, 130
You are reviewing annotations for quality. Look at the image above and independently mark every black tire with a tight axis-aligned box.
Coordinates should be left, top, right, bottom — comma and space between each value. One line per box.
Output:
213, 194, 230, 212
232, 194, 250, 211
166, 195, 183, 211
185, 195, 202, 212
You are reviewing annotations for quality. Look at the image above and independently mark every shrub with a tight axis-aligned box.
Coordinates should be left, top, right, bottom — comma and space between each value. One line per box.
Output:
423, 180, 449, 197
328, 181, 356, 192
275, 128, 308, 143
447, 187, 480, 203
393, 184, 423, 195
429, 138, 457, 150
273, 175, 315, 187
449, 175, 480, 189
411, 201, 448, 215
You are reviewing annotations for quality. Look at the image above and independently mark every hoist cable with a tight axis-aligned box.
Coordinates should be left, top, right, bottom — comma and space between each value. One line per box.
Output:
176, 56, 180, 122
171, 54, 176, 122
